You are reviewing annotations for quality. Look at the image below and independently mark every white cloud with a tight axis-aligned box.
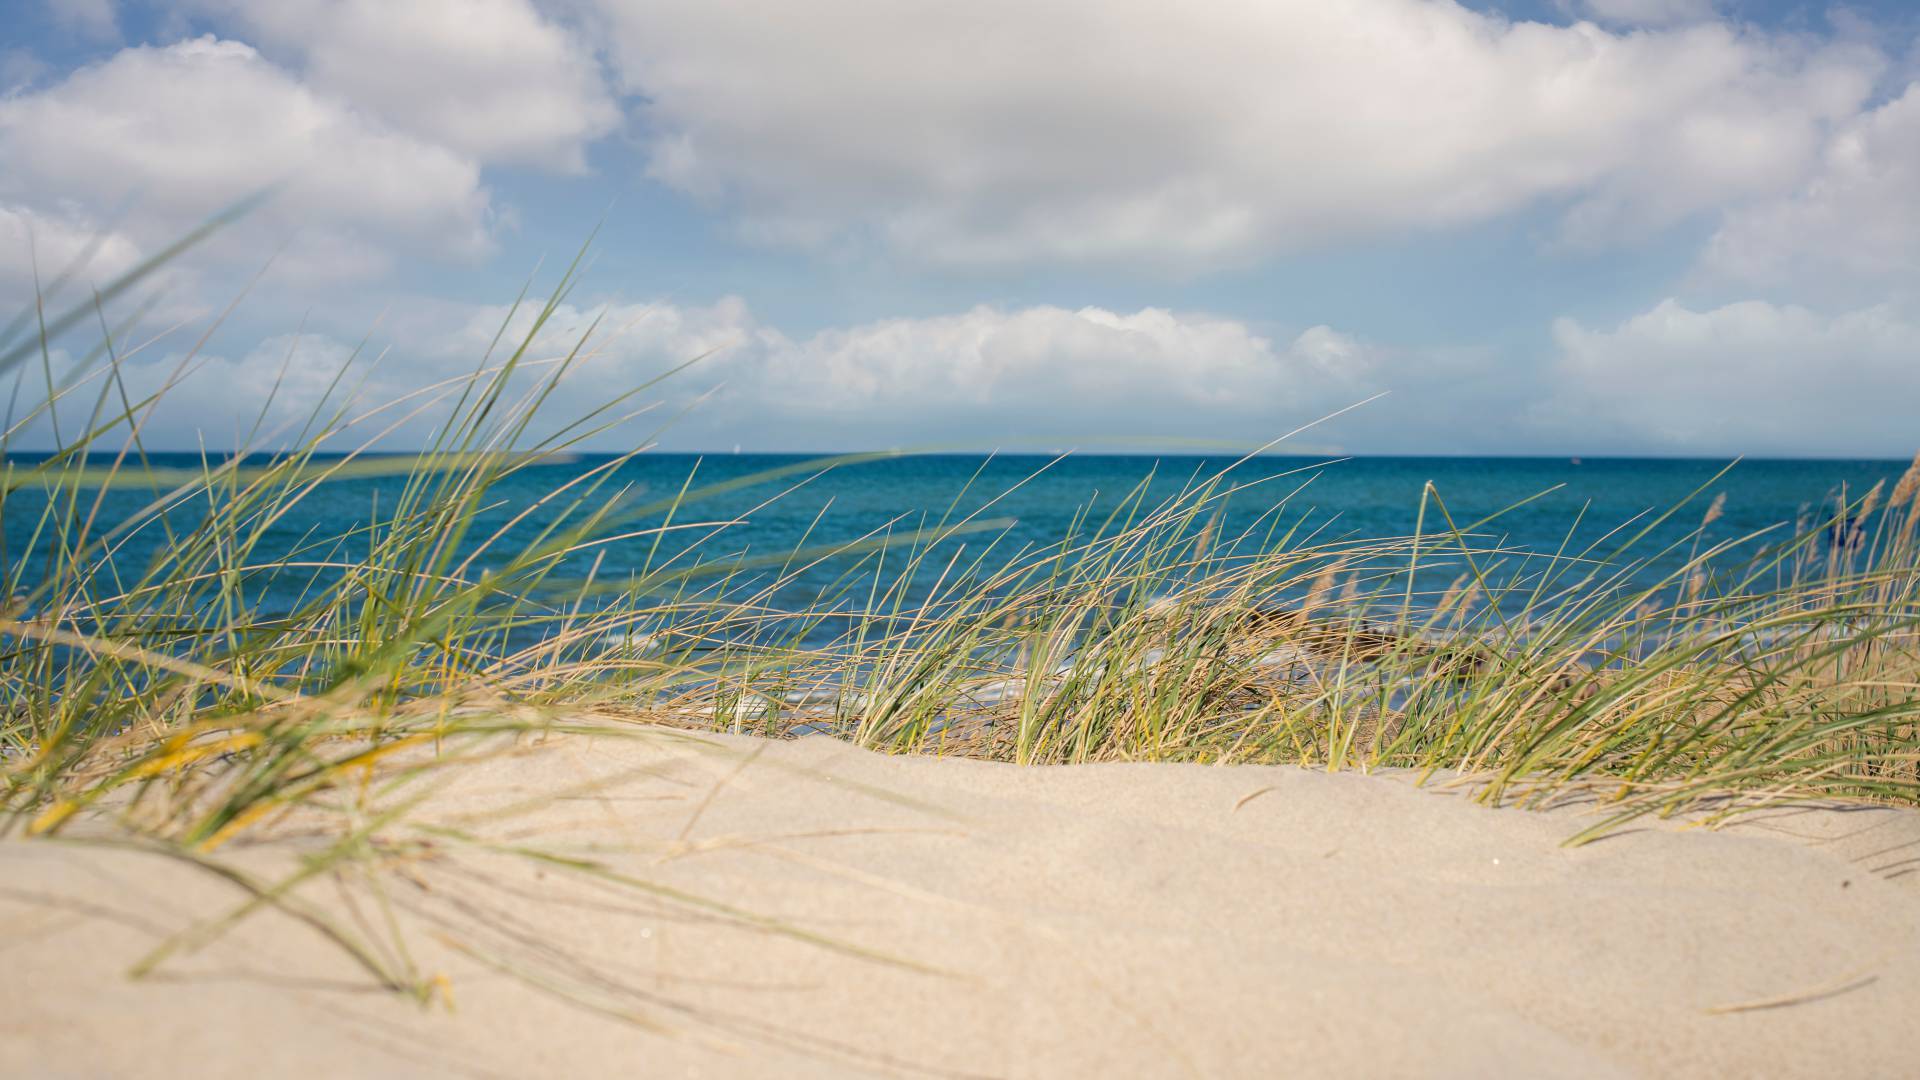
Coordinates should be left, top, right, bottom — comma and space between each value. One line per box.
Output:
62, 292, 1920, 458
745, 306, 1369, 428
1703, 82, 1920, 287
194, 0, 619, 170
94, 298, 1407, 451
0, 36, 496, 285
0, 203, 143, 296
1542, 298, 1920, 456
0, 201, 221, 332
592, 0, 1879, 268
30, 331, 363, 451
584, 301, 1387, 450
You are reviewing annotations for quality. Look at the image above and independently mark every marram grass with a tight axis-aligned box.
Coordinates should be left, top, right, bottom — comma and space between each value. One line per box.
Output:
653, 453, 1920, 846
4, 235, 1919, 1011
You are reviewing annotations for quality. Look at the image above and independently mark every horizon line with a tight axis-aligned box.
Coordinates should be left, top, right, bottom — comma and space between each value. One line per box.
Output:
6, 448, 1914, 464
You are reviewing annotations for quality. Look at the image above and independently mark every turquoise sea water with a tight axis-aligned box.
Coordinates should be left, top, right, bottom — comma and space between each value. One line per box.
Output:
7, 453, 1909, 648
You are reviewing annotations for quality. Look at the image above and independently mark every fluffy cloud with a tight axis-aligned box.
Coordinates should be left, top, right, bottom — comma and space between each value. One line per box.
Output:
0, 201, 224, 331
88, 299, 1406, 452
1703, 82, 1920, 287
0, 203, 143, 295
593, 0, 1879, 267
1543, 298, 1920, 455
58, 292, 1920, 458
571, 302, 1384, 448
0, 36, 495, 289
193, 0, 619, 170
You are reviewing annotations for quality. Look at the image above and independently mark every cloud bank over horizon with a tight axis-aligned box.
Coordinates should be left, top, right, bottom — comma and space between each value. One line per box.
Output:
75, 292, 1917, 460
4, 0, 1919, 457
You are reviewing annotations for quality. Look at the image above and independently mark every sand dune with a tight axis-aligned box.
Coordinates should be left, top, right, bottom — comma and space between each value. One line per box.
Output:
5, 728, 1918, 1078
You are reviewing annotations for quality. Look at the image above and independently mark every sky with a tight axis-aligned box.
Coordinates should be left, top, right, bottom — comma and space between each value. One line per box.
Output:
3, 0, 1920, 457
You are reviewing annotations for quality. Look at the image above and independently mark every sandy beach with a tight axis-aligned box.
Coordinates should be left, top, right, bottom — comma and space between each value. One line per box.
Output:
4, 727, 1917, 1078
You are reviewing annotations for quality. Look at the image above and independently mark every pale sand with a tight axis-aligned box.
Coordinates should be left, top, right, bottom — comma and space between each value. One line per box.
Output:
4, 728, 1919, 1078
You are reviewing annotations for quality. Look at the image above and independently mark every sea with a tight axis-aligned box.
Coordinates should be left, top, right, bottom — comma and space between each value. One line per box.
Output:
6, 453, 1911, 649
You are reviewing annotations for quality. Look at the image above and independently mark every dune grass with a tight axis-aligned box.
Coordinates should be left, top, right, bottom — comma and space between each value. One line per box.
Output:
4, 234, 1920, 1008
647, 450, 1920, 841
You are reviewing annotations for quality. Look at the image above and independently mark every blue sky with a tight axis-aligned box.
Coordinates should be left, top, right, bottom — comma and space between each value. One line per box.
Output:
4, 0, 1919, 457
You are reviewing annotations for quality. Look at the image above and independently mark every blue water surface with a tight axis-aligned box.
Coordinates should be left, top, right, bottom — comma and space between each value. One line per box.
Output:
5, 453, 1907, 649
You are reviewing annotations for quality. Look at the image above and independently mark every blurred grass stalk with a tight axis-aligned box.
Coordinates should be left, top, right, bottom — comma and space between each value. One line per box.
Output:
2, 221, 1919, 997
